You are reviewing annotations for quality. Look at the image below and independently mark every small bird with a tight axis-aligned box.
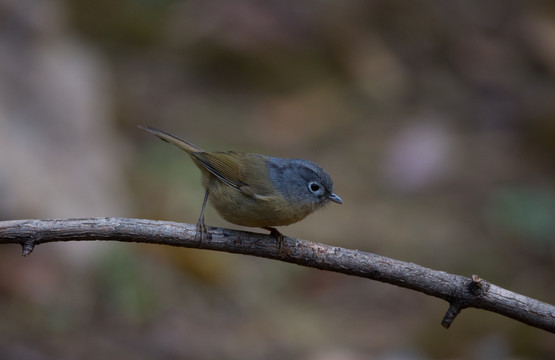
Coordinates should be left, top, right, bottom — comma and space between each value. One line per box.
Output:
139, 126, 343, 246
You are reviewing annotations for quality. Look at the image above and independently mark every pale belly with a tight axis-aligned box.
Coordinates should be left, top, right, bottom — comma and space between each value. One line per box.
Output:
207, 180, 313, 228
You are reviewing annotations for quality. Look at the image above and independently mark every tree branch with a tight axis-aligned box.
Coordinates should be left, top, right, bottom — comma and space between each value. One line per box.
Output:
1, 217, 553, 333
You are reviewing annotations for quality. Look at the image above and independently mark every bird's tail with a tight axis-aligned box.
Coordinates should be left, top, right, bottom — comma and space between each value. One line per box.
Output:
138, 125, 203, 154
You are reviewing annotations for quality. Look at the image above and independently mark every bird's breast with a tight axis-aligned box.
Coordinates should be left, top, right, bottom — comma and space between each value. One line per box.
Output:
207, 179, 315, 227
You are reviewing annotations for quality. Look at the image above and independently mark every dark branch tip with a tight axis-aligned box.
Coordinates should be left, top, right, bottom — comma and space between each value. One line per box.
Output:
441, 302, 463, 329
21, 241, 35, 256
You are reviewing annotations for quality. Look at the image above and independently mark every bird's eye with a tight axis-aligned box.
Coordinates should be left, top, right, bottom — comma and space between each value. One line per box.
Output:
308, 182, 321, 193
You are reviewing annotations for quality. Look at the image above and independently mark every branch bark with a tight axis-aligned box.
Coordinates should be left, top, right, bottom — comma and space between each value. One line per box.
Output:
1, 217, 553, 333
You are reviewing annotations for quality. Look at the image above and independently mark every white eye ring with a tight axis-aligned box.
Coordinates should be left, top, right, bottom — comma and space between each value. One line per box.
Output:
308, 181, 321, 193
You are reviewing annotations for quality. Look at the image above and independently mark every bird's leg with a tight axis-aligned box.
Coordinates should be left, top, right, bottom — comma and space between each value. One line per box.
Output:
196, 189, 209, 244
263, 226, 284, 252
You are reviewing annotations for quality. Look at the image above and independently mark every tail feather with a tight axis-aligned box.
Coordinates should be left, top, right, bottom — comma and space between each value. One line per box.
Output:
138, 125, 203, 154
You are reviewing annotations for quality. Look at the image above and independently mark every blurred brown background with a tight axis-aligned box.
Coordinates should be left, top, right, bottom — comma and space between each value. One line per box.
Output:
1, 0, 554, 358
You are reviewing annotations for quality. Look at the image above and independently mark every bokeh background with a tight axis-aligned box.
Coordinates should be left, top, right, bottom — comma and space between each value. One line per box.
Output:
1, 0, 554, 358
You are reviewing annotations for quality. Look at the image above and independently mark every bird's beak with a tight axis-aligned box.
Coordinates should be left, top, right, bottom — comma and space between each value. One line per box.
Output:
328, 193, 343, 204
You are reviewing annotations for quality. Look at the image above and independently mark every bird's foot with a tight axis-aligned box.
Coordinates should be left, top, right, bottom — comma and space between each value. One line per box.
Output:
196, 219, 207, 245
264, 227, 284, 253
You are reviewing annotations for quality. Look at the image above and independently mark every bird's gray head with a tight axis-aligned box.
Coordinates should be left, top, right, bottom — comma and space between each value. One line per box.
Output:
267, 157, 343, 210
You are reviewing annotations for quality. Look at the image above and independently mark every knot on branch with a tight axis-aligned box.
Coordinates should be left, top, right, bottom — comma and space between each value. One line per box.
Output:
468, 274, 489, 297
441, 275, 491, 329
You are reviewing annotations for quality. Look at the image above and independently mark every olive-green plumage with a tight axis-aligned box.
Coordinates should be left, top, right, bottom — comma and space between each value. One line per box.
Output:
139, 126, 342, 241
